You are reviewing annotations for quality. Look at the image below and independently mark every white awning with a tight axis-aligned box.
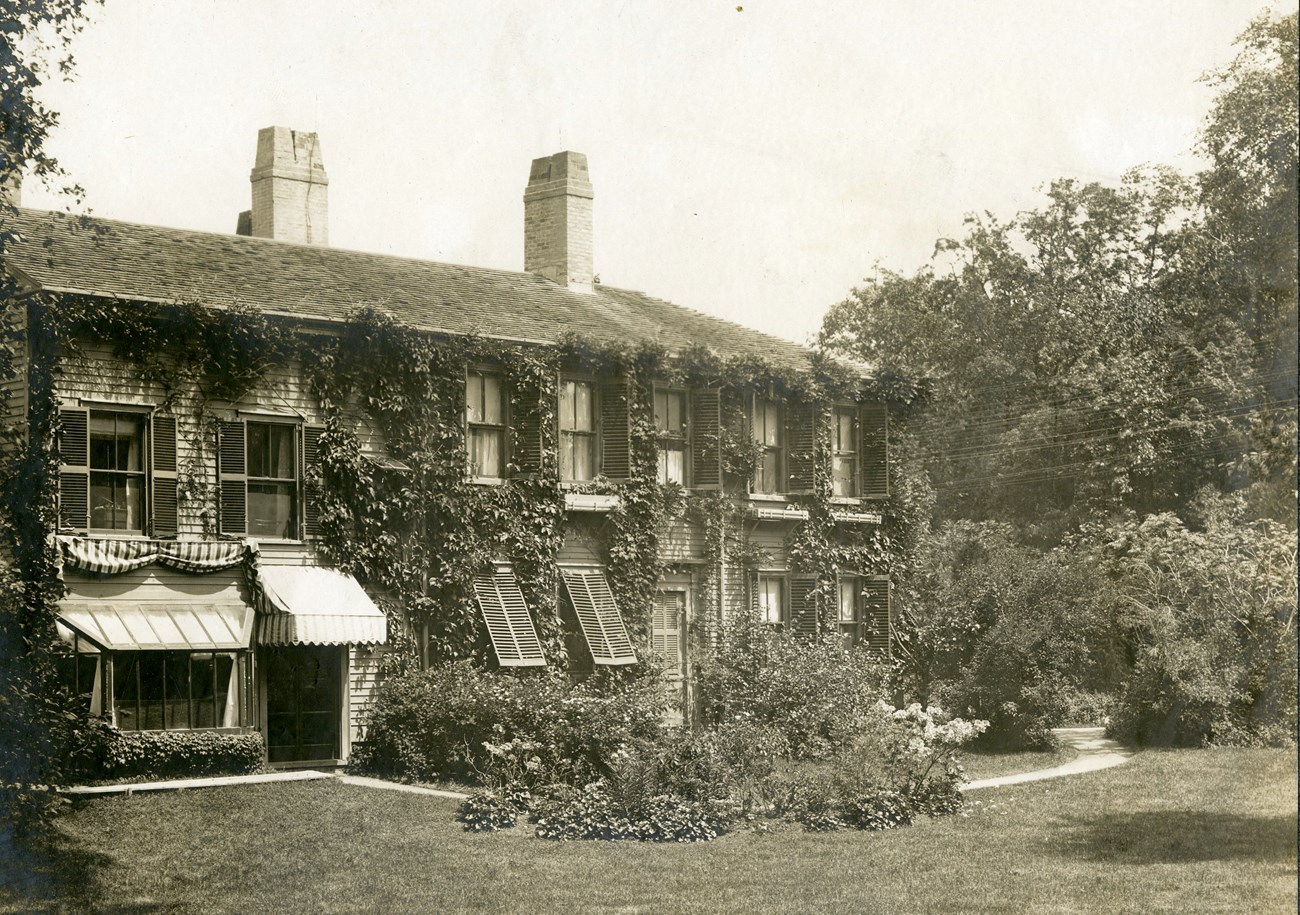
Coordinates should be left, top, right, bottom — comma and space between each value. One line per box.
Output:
57, 601, 254, 651
255, 566, 387, 646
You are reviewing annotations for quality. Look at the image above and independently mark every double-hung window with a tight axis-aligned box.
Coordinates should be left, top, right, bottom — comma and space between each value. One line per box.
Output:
89, 411, 146, 532
832, 406, 859, 498
751, 396, 784, 494
467, 370, 507, 479
838, 575, 862, 645
654, 388, 688, 485
246, 422, 298, 539
559, 379, 597, 482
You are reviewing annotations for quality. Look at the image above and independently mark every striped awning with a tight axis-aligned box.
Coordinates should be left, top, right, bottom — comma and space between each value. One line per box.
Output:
57, 601, 254, 651
58, 536, 249, 575
255, 566, 387, 646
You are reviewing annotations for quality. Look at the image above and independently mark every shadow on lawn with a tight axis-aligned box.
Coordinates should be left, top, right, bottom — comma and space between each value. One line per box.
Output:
0, 822, 175, 914
1054, 811, 1299, 865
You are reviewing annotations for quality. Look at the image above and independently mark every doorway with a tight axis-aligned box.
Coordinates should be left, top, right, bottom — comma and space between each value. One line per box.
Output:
263, 645, 343, 763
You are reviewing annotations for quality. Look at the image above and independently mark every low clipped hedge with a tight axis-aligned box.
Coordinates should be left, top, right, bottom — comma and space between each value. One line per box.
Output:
75, 719, 265, 781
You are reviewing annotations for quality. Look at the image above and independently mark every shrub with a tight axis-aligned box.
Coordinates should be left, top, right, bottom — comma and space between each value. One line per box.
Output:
840, 788, 913, 830
696, 617, 889, 759
352, 661, 667, 786
457, 783, 532, 832
530, 782, 728, 842
80, 727, 264, 780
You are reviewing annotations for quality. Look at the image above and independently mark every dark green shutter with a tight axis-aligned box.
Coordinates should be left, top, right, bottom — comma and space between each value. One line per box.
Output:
151, 414, 179, 536
512, 380, 544, 477
599, 378, 631, 481
302, 425, 324, 539
863, 576, 891, 654
861, 403, 889, 499
690, 388, 723, 490
217, 421, 247, 535
58, 408, 90, 530
790, 576, 819, 638
786, 401, 819, 495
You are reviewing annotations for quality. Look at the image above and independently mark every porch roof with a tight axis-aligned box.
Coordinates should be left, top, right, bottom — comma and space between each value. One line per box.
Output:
57, 601, 254, 652
255, 566, 387, 646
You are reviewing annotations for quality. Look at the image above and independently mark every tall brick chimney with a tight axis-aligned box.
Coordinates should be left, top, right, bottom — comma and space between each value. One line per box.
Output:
243, 126, 328, 245
524, 151, 593, 292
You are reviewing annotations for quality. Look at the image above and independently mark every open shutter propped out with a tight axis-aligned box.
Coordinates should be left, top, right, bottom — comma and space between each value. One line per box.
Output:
473, 571, 546, 667
217, 421, 247, 535
59, 408, 90, 530
302, 425, 324, 539
863, 576, 891, 654
690, 388, 723, 490
599, 379, 631, 481
561, 570, 637, 665
861, 403, 889, 499
786, 401, 819, 495
790, 576, 819, 638
151, 414, 179, 537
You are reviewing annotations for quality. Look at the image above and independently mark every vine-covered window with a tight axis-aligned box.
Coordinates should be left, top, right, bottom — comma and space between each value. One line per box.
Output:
112, 650, 245, 730
832, 406, 859, 497
837, 575, 861, 645
751, 396, 784, 494
654, 388, 688, 485
89, 411, 146, 531
466, 370, 507, 479
559, 379, 597, 481
246, 422, 298, 538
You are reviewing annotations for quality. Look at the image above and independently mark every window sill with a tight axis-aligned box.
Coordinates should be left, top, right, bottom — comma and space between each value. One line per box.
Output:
564, 492, 621, 512
747, 492, 791, 502
468, 476, 506, 486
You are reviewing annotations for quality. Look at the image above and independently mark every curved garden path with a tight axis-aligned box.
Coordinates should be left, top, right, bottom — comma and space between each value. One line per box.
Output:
961, 726, 1134, 791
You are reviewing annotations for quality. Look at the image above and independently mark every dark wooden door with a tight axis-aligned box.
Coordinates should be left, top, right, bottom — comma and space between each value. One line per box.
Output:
265, 645, 342, 763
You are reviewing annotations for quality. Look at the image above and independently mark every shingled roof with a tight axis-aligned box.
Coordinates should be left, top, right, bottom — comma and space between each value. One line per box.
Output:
4, 209, 838, 374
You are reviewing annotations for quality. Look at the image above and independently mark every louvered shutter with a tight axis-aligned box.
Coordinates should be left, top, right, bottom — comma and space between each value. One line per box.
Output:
599, 378, 631, 481
690, 388, 723, 490
790, 576, 819, 638
747, 569, 761, 617
651, 590, 685, 671
150, 414, 179, 537
786, 401, 819, 495
58, 408, 90, 530
217, 421, 247, 535
863, 576, 891, 654
302, 425, 324, 539
512, 380, 544, 477
561, 570, 637, 665
473, 571, 546, 667
861, 403, 889, 499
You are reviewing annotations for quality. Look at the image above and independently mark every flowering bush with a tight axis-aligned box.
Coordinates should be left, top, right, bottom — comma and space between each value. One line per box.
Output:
530, 782, 728, 842
457, 783, 532, 832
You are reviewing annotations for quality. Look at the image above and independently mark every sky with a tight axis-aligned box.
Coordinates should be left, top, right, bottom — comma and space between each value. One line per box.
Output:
22, 1, 1289, 345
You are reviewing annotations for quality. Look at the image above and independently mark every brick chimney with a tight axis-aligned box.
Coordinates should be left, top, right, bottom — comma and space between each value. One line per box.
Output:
524, 151, 593, 292
244, 126, 328, 245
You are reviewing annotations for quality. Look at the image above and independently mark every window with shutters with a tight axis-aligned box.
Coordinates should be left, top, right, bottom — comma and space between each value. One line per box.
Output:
88, 411, 146, 532
836, 574, 891, 653
559, 379, 597, 482
60, 406, 177, 537
832, 406, 859, 498
837, 575, 862, 645
751, 396, 784, 494
466, 370, 507, 479
653, 388, 688, 485
246, 422, 298, 538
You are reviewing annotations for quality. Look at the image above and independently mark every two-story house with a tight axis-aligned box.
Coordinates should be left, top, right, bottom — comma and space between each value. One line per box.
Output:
0, 127, 898, 769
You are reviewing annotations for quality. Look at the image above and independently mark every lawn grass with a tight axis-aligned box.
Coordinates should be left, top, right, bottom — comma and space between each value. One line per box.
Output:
961, 743, 1081, 781
3, 748, 1294, 915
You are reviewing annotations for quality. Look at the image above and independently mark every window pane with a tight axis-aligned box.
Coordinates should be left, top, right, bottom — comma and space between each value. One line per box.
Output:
466, 373, 484, 424
481, 374, 503, 425
139, 653, 165, 730
573, 435, 594, 481
573, 382, 593, 432
759, 578, 784, 625
89, 475, 115, 529
559, 433, 575, 481
833, 457, 856, 497
665, 448, 685, 485
124, 477, 143, 530
269, 426, 295, 478
835, 411, 855, 452
757, 451, 779, 493
669, 393, 683, 432
559, 381, 576, 430
656, 450, 668, 484
763, 402, 781, 446
192, 653, 216, 728
246, 423, 269, 477
838, 581, 858, 623
248, 482, 295, 537
216, 654, 237, 728
471, 428, 503, 478
654, 391, 668, 430
114, 654, 140, 731
165, 653, 190, 729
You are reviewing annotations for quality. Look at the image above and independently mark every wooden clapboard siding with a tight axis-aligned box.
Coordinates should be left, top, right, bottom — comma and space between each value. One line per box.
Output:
658, 518, 707, 562
348, 645, 385, 744
61, 565, 250, 604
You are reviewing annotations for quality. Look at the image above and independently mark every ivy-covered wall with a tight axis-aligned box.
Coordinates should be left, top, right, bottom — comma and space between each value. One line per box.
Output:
3, 294, 926, 679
